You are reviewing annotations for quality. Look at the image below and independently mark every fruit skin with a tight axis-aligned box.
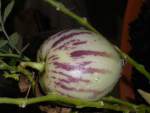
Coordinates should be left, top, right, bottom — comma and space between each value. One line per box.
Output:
37, 29, 122, 101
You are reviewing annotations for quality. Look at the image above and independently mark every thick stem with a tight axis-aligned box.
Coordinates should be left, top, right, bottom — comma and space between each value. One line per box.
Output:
20, 62, 45, 73
0, 93, 102, 107
102, 96, 137, 109
0, 93, 143, 112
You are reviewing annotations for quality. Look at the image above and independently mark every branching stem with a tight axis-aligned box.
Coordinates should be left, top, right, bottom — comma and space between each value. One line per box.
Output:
0, 93, 149, 112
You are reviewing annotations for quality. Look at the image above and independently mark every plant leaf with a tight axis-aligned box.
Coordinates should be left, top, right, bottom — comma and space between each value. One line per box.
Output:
3, 0, 15, 23
0, 39, 8, 48
138, 89, 150, 105
9, 32, 20, 47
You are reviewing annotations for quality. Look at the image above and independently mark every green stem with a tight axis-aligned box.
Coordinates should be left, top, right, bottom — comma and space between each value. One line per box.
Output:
0, 93, 142, 112
20, 62, 45, 73
102, 96, 137, 110
0, 93, 101, 107
115, 46, 150, 81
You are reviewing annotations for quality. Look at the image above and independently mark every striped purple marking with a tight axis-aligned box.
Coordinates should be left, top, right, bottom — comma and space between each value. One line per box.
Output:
82, 67, 108, 74
51, 31, 92, 48
48, 29, 70, 41
53, 61, 91, 71
55, 39, 87, 50
48, 55, 59, 61
72, 41, 87, 45
52, 70, 90, 83
55, 81, 102, 94
71, 50, 112, 58
53, 61, 109, 74
54, 39, 76, 50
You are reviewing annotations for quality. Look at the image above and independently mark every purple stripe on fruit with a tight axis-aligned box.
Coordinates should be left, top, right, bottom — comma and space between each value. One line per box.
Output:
71, 50, 112, 58
52, 70, 90, 83
48, 55, 59, 61
52, 31, 92, 48
72, 41, 87, 45
38, 29, 122, 101
53, 61, 108, 74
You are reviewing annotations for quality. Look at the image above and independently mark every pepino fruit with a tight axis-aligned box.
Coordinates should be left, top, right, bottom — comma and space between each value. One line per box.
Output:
37, 29, 122, 101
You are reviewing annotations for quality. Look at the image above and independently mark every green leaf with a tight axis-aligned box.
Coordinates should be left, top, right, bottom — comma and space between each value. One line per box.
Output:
3, 0, 15, 23
9, 32, 20, 47
0, 39, 8, 48
138, 89, 150, 105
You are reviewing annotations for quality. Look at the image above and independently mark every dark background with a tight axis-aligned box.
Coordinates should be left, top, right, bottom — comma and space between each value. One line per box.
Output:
2, 0, 127, 58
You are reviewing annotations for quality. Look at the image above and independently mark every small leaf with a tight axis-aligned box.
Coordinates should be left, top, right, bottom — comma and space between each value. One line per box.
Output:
9, 32, 20, 47
0, 39, 8, 48
138, 89, 150, 105
3, 0, 15, 23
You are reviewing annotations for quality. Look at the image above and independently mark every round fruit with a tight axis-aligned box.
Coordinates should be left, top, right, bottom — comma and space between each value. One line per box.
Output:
37, 29, 122, 101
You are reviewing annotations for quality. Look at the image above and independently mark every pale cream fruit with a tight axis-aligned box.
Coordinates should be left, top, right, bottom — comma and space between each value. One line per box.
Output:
37, 29, 122, 101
